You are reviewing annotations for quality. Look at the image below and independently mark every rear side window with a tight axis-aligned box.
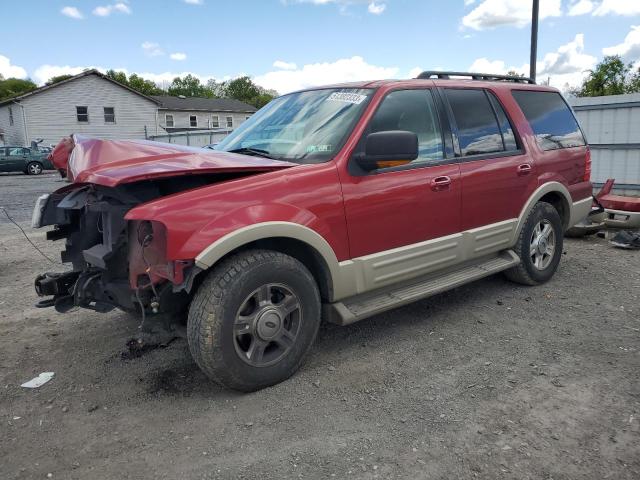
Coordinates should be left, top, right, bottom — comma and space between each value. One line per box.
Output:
445, 89, 505, 156
487, 92, 518, 151
512, 90, 585, 151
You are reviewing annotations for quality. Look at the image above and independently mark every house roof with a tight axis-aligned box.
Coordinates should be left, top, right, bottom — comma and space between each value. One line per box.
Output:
152, 95, 257, 113
0, 69, 161, 107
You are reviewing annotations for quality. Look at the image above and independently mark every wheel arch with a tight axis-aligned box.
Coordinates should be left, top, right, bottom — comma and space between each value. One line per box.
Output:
194, 222, 343, 302
515, 182, 572, 239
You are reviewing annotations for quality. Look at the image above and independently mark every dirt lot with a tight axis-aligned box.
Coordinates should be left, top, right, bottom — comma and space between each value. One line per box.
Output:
0, 172, 639, 480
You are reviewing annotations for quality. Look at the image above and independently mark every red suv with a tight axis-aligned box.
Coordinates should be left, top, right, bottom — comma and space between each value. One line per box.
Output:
33, 72, 592, 391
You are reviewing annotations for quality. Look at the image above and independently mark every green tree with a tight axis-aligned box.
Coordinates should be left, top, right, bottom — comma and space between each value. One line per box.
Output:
45, 74, 74, 85
105, 69, 129, 85
573, 55, 640, 97
213, 76, 277, 108
105, 69, 164, 96
168, 74, 212, 97
127, 73, 163, 96
0, 77, 38, 101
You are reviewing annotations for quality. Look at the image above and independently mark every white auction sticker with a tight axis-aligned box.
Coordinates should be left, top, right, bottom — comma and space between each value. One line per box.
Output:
327, 92, 367, 104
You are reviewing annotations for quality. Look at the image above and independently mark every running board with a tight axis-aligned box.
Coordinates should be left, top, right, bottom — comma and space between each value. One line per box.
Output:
325, 250, 520, 326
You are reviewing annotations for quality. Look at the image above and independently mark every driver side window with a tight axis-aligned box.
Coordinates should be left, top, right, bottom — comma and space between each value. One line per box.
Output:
368, 89, 444, 167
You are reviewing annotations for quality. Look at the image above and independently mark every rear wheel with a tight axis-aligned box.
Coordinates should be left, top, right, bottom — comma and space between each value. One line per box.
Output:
26, 162, 43, 175
505, 201, 563, 285
188, 249, 321, 392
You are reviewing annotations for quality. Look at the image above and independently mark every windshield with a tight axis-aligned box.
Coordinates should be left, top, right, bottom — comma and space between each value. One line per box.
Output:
216, 88, 374, 163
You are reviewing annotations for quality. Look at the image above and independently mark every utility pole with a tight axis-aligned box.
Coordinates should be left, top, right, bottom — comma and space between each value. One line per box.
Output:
530, 0, 539, 81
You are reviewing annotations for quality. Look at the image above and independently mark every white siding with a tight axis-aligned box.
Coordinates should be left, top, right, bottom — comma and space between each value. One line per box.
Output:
20, 74, 158, 146
0, 104, 26, 145
158, 109, 251, 131
570, 93, 640, 192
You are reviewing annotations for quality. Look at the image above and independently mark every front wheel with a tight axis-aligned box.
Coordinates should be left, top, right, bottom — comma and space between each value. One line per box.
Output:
505, 201, 563, 285
187, 249, 321, 392
26, 162, 43, 175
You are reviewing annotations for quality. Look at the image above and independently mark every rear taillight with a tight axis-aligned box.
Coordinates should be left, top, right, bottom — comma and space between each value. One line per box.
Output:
583, 147, 591, 182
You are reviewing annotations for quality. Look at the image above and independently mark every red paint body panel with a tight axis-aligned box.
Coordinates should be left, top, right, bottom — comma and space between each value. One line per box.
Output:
126, 163, 351, 261
596, 179, 640, 211
65, 136, 295, 187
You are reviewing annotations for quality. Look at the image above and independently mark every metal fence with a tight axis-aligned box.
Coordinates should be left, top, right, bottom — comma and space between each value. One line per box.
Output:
570, 93, 640, 195
145, 127, 232, 147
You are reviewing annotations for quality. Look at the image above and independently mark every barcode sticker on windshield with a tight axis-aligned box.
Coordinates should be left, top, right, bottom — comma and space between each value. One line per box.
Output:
327, 92, 367, 104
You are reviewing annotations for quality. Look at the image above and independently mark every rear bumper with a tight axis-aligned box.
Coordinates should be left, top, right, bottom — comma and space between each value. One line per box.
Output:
569, 197, 593, 228
603, 209, 640, 229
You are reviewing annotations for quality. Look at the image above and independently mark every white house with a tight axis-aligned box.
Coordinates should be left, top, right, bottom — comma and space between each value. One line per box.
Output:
154, 95, 256, 133
0, 70, 257, 147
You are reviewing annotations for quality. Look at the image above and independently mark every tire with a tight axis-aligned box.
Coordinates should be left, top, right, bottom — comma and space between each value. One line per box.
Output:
504, 201, 564, 286
187, 249, 321, 392
26, 162, 43, 175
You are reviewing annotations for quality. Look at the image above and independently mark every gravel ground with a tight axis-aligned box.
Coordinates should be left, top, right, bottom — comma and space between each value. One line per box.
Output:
0, 172, 639, 480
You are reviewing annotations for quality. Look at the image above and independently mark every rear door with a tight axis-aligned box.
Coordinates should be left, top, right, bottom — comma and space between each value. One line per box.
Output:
442, 88, 536, 234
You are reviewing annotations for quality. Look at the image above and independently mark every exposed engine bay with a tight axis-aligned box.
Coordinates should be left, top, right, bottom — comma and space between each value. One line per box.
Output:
33, 174, 248, 316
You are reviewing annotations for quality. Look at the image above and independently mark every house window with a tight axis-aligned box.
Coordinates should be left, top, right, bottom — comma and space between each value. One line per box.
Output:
165, 114, 174, 127
226, 116, 233, 128
76, 106, 89, 123
211, 115, 219, 128
104, 107, 115, 123
190, 115, 197, 127
9, 107, 14, 126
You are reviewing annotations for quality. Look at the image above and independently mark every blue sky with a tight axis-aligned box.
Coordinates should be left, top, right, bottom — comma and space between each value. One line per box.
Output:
1, 0, 639, 93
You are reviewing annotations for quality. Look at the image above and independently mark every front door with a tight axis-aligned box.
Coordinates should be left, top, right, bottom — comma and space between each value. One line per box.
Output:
339, 88, 462, 290
6, 147, 28, 172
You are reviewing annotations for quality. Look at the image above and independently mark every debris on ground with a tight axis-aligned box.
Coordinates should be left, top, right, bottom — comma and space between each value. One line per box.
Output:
20, 372, 54, 388
610, 230, 640, 250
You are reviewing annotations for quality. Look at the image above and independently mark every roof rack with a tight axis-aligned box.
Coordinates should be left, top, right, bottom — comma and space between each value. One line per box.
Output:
416, 71, 535, 85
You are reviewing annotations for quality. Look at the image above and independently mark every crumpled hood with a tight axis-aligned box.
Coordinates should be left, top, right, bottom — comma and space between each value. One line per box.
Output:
58, 135, 296, 187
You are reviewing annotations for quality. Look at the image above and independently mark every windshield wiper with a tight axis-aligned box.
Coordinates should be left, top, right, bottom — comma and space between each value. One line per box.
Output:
227, 147, 279, 160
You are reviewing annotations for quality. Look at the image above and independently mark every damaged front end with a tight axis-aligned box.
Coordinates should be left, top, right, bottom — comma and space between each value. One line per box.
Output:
33, 184, 195, 318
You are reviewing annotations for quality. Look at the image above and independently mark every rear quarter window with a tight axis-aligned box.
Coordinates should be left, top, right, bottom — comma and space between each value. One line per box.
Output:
512, 90, 585, 151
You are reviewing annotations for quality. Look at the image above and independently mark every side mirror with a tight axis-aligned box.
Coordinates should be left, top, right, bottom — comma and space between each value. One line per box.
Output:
354, 130, 418, 171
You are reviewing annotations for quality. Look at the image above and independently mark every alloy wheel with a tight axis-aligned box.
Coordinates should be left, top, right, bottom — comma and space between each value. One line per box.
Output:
233, 283, 302, 367
529, 219, 556, 270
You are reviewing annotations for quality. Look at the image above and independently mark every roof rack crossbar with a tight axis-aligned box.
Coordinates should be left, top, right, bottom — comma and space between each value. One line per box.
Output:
416, 71, 535, 85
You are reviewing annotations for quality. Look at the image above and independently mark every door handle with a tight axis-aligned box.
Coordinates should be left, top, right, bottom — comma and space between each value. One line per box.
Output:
430, 175, 451, 191
517, 163, 532, 176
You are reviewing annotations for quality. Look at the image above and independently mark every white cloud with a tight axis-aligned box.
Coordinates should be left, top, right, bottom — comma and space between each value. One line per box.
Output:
183, 0, 204, 4
93, 2, 131, 17
462, 0, 561, 30
567, 0, 594, 16
0, 55, 28, 79
538, 33, 597, 76
468, 58, 528, 75
142, 41, 164, 57
60, 6, 84, 19
170, 52, 187, 61
368, 2, 386, 14
273, 60, 298, 70
32, 65, 100, 85
467, 34, 597, 91
408, 67, 423, 78
254, 56, 398, 94
603, 25, 640, 61
593, 0, 640, 16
